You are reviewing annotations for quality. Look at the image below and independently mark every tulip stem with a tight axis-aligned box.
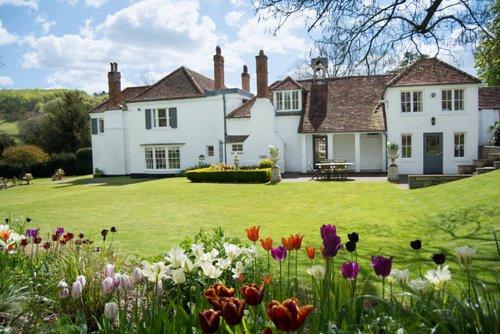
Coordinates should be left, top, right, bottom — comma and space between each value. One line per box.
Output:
287, 251, 291, 295
417, 250, 422, 278
382, 277, 385, 301
279, 261, 283, 301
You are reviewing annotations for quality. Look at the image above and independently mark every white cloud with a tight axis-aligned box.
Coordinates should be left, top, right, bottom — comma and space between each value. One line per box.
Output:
230, 0, 246, 8
225, 11, 244, 27
0, 76, 14, 85
0, 0, 39, 10
0, 20, 17, 45
85, 0, 108, 8
34, 14, 46, 23
79, 18, 94, 38
41, 21, 56, 34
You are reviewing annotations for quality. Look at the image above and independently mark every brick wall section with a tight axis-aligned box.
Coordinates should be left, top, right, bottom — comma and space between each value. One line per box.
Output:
213, 46, 224, 90
256, 50, 268, 98
241, 65, 250, 92
108, 63, 121, 110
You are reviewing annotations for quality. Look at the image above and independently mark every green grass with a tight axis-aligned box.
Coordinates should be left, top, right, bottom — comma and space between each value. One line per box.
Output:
1, 171, 499, 291
0, 118, 22, 143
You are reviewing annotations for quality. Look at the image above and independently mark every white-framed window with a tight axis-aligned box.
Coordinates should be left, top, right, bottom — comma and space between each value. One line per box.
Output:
442, 89, 464, 111
98, 118, 104, 133
207, 145, 214, 157
145, 147, 181, 170
401, 134, 412, 158
275, 90, 301, 111
145, 108, 177, 129
401, 91, 423, 113
232, 144, 243, 153
454, 133, 465, 158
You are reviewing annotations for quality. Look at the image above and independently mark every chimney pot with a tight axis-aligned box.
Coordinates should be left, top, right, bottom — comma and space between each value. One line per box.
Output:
108, 62, 121, 110
213, 46, 225, 90
255, 50, 268, 98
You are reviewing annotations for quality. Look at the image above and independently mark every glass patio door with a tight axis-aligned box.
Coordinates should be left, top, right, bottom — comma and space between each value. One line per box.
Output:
313, 136, 327, 168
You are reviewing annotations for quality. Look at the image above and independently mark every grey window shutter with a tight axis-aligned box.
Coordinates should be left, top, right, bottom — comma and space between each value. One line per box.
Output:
91, 118, 98, 135
145, 109, 152, 129
169, 108, 177, 128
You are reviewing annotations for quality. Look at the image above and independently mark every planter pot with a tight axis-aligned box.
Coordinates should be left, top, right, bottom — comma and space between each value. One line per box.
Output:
387, 149, 399, 160
270, 152, 280, 160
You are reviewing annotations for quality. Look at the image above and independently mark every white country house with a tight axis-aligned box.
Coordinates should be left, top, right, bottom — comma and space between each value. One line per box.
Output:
89, 47, 495, 177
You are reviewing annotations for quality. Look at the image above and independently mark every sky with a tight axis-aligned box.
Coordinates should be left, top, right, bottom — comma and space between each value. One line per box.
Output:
0, 0, 478, 95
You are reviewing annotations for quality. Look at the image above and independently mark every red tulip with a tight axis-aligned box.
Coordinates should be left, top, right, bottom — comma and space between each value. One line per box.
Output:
261, 328, 273, 334
21, 239, 29, 246
240, 283, 265, 306
306, 247, 315, 260
291, 234, 304, 250
52, 234, 58, 241
205, 283, 235, 310
245, 226, 260, 242
221, 297, 246, 326
281, 236, 295, 251
235, 273, 245, 283
267, 298, 313, 331
260, 237, 273, 251
199, 309, 222, 334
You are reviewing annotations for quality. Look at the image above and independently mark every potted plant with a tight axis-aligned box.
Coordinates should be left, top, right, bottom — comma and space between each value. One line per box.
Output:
387, 142, 399, 159
23, 173, 34, 185
55, 168, 65, 180
233, 154, 240, 170
269, 145, 280, 160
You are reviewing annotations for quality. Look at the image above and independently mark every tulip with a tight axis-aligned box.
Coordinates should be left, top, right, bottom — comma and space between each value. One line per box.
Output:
260, 237, 273, 251
231, 261, 245, 276
170, 269, 186, 284
224, 242, 243, 261
235, 273, 245, 283
76, 275, 86, 290
205, 283, 236, 310
78, 233, 84, 239
281, 236, 295, 251
271, 246, 287, 261
26, 229, 39, 238
119, 274, 131, 290
390, 269, 410, 285
26, 218, 31, 222
52, 235, 58, 241
101, 229, 108, 241
305, 247, 315, 260
431, 253, 446, 265
221, 297, 246, 326
134, 267, 142, 283
59, 239, 67, 245
141, 260, 169, 283
262, 328, 273, 334
110, 227, 117, 233
55, 228, 64, 236
156, 280, 164, 295
425, 265, 451, 291
322, 234, 343, 258
261, 275, 273, 284
370, 255, 393, 278
201, 263, 223, 279
291, 234, 304, 250
307, 265, 326, 280
104, 264, 115, 278
244, 244, 260, 261
408, 277, 430, 296
267, 298, 313, 331
71, 281, 82, 299
410, 239, 421, 250
21, 239, 29, 246
341, 261, 360, 280
104, 302, 118, 319
240, 283, 265, 306
102, 277, 114, 297
113, 273, 122, 289
454, 246, 477, 268
42, 242, 51, 249
34, 237, 41, 244
345, 241, 356, 252
191, 243, 204, 258
58, 281, 69, 299
165, 246, 186, 268
320, 224, 337, 239
245, 226, 260, 242
348, 232, 359, 243
64, 233, 74, 240
199, 309, 222, 334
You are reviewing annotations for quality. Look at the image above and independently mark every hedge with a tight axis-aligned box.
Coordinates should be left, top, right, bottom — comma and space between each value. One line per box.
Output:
76, 148, 93, 175
185, 168, 271, 183
0, 152, 77, 178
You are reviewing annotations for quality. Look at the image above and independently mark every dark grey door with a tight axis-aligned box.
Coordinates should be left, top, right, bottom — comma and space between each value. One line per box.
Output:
313, 136, 327, 168
424, 133, 443, 174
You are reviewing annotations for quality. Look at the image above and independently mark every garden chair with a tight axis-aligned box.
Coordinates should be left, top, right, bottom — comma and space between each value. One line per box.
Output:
308, 162, 320, 181
0, 178, 8, 190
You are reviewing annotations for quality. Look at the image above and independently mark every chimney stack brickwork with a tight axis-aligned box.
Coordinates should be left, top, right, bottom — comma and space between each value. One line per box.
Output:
213, 46, 225, 90
108, 62, 121, 110
241, 65, 250, 92
256, 50, 268, 98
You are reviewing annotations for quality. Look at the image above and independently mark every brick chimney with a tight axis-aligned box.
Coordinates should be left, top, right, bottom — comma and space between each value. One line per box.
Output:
241, 65, 250, 92
255, 50, 268, 98
108, 62, 121, 110
213, 46, 224, 90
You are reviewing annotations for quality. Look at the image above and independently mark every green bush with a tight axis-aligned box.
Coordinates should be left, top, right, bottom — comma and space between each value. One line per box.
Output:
492, 122, 500, 146
27, 152, 76, 177
75, 148, 92, 175
0, 163, 23, 178
185, 168, 271, 183
258, 159, 273, 168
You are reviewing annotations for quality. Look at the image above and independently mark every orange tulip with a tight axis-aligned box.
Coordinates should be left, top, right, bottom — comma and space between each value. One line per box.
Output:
260, 237, 273, 251
261, 275, 273, 284
235, 273, 245, 283
320, 247, 326, 260
306, 247, 315, 260
7, 243, 15, 251
240, 283, 265, 306
267, 298, 313, 331
1, 230, 12, 241
292, 234, 304, 250
245, 226, 260, 242
205, 283, 236, 310
281, 236, 295, 251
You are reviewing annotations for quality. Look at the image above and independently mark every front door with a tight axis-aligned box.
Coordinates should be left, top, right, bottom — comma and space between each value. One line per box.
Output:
313, 136, 327, 168
424, 133, 443, 174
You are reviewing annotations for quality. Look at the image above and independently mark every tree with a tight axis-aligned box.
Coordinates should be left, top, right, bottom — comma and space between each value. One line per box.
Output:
1, 144, 48, 175
475, 0, 500, 86
37, 92, 91, 154
255, 0, 491, 74
0, 131, 16, 156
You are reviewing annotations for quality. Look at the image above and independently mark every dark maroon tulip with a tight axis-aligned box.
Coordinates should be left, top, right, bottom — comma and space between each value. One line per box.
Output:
21, 239, 29, 246
432, 253, 446, 265
79, 233, 84, 239
110, 227, 117, 233
75, 239, 81, 245
34, 237, 42, 244
410, 240, 422, 250
52, 235, 58, 241
369, 255, 393, 278
221, 297, 246, 326
348, 232, 359, 243
26, 218, 32, 222
240, 283, 265, 306
345, 241, 356, 252
42, 242, 51, 249
322, 235, 343, 258
5, 219, 8, 223
101, 229, 108, 241
262, 328, 274, 334
199, 309, 222, 334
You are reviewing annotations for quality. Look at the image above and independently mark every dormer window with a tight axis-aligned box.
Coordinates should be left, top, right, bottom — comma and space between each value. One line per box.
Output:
275, 90, 301, 111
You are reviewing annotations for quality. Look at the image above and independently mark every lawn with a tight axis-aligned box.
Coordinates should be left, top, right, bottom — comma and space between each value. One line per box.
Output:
1, 171, 499, 291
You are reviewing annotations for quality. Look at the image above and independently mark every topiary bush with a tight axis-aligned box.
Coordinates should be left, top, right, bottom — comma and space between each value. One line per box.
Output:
258, 159, 273, 169
492, 122, 500, 146
75, 148, 92, 175
186, 168, 271, 183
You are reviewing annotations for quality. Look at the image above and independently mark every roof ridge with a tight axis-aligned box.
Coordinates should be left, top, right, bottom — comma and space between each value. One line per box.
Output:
182, 67, 205, 94
129, 67, 186, 101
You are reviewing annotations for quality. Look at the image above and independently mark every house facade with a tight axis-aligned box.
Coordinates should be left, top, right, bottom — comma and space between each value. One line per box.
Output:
90, 48, 489, 177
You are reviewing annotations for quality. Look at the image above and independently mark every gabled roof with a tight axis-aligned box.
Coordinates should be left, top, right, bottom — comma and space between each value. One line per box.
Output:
129, 66, 220, 102
89, 86, 150, 113
226, 97, 257, 118
387, 57, 480, 87
479, 86, 500, 109
269, 76, 305, 91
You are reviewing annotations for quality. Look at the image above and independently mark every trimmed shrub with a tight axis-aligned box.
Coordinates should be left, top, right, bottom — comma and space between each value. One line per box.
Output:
186, 168, 271, 183
27, 152, 76, 177
76, 148, 93, 175
0, 162, 22, 179
258, 159, 273, 169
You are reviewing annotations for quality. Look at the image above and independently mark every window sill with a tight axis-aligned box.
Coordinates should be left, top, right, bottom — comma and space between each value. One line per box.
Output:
399, 112, 426, 116
144, 169, 181, 172
149, 127, 174, 130
399, 159, 415, 162
440, 112, 468, 116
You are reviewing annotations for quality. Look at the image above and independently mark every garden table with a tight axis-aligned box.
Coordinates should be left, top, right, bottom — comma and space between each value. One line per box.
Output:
317, 162, 355, 180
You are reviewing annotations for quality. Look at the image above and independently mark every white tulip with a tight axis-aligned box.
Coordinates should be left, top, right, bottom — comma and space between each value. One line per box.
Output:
71, 281, 82, 299
58, 281, 69, 299
102, 277, 114, 297
231, 261, 245, 276
307, 265, 326, 280
104, 302, 118, 319
408, 277, 430, 296
224, 243, 243, 261
454, 246, 477, 268
201, 263, 223, 279
165, 246, 186, 268
104, 264, 115, 278
141, 260, 169, 283
170, 268, 186, 284
390, 269, 410, 285
425, 265, 451, 291
191, 244, 204, 258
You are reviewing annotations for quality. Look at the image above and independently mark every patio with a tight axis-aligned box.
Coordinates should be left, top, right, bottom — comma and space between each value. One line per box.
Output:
281, 172, 409, 189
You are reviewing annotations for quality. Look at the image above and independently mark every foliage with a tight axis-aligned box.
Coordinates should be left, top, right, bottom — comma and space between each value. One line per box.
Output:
186, 168, 271, 182
387, 142, 399, 150
492, 122, 500, 146
177, 162, 211, 177
1, 144, 49, 175
474, 0, 500, 86
28, 152, 77, 177
36, 92, 91, 154
256, 0, 491, 74
0, 130, 16, 156
258, 159, 273, 169
93, 167, 104, 178
17, 111, 45, 145
76, 148, 93, 175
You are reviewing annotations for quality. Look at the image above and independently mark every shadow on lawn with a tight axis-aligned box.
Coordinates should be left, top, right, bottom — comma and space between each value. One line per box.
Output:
51, 177, 154, 188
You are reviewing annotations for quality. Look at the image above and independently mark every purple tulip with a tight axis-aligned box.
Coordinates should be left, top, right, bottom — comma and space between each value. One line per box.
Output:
341, 261, 360, 280
102, 277, 114, 297
345, 241, 356, 252
348, 232, 359, 243
320, 224, 337, 239
26, 218, 32, 222
410, 239, 422, 250
432, 253, 446, 265
271, 246, 287, 261
58, 281, 69, 299
322, 235, 343, 258
26, 229, 39, 238
369, 255, 394, 278
55, 228, 64, 236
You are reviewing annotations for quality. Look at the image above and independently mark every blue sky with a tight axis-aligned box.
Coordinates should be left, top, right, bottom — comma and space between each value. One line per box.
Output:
0, 0, 477, 95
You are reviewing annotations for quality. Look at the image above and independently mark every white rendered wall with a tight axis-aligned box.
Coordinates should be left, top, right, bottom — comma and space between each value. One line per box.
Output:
385, 83, 479, 174
275, 115, 302, 172
478, 109, 499, 146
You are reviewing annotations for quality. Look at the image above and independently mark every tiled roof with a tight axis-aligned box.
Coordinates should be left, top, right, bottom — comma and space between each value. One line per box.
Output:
226, 135, 249, 143
387, 57, 480, 87
479, 86, 500, 109
298, 75, 393, 133
129, 66, 220, 102
269, 76, 304, 91
226, 97, 257, 118
89, 86, 150, 113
